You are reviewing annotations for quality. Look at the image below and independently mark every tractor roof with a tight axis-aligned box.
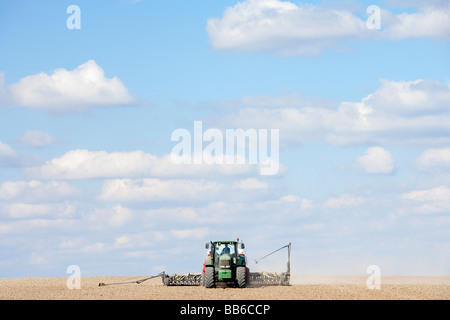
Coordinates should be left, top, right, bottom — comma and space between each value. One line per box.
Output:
213, 240, 238, 244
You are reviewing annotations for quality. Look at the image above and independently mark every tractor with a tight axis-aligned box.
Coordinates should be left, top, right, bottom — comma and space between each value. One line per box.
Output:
202, 239, 249, 288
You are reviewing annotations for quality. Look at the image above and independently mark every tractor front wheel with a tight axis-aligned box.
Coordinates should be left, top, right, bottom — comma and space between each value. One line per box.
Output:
236, 266, 247, 288
204, 266, 215, 288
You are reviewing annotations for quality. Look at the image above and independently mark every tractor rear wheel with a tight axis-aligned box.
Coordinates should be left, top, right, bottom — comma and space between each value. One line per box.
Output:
236, 266, 247, 288
204, 266, 215, 288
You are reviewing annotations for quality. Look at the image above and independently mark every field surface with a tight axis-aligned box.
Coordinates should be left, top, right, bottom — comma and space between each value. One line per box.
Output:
0, 276, 449, 300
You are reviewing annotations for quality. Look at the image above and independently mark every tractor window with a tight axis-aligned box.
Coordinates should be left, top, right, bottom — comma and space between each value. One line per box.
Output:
215, 243, 236, 257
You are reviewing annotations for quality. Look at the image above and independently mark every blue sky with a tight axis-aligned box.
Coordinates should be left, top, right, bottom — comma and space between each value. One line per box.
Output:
0, 0, 450, 278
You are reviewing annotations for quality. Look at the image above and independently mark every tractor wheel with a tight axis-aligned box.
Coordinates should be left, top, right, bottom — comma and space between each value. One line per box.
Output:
236, 266, 247, 288
204, 266, 215, 288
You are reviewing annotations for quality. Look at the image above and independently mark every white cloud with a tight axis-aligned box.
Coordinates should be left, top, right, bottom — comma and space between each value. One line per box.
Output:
4, 60, 136, 112
206, 0, 367, 56
207, 1, 450, 56
276, 195, 313, 209
355, 147, 395, 174
416, 148, 450, 169
146, 201, 252, 226
24, 149, 162, 180
0, 73, 7, 105
86, 205, 134, 230
385, 5, 450, 40
0, 140, 42, 168
82, 242, 106, 253
107, 205, 133, 227
364, 79, 450, 115
24, 149, 261, 180
114, 236, 132, 248
324, 194, 365, 209
255, 195, 314, 222
29, 252, 48, 265
98, 178, 223, 203
0, 140, 19, 167
59, 239, 83, 249
401, 185, 450, 213
0, 180, 78, 221
232, 178, 268, 190
0, 140, 17, 158
171, 227, 211, 240
1, 202, 75, 219
0, 218, 78, 236
402, 185, 450, 202
16, 130, 59, 147
221, 93, 319, 110
0, 180, 79, 202
147, 207, 200, 223
216, 79, 450, 147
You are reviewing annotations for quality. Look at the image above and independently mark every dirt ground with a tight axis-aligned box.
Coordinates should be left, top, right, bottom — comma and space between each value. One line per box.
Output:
0, 275, 449, 300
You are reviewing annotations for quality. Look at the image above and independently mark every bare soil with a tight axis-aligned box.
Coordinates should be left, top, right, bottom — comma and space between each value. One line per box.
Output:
0, 275, 448, 300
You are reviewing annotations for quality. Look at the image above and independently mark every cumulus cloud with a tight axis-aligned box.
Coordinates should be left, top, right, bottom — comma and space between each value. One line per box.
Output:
171, 227, 211, 240
147, 207, 200, 223
0, 140, 17, 165
2, 60, 136, 112
16, 130, 60, 147
0, 140, 42, 168
24, 149, 263, 180
0, 73, 7, 105
0, 202, 76, 219
207, 0, 450, 55
88, 205, 133, 229
82, 242, 106, 254
0, 178, 77, 221
114, 236, 132, 248
355, 147, 395, 174
416, 148, 450, 170
206, 0, 367, 56
402, 185, 450, 214
0, 180, 79, 203
364, 79, 450, 115
384, 4, 450, 40
232, 178, 269, 190
24, 149, 163, 180
324, 194, 365, 209
0, 218, 78, 236
98, 178, 224, 203
255, 195, 314, 222
216, 78, 450, 147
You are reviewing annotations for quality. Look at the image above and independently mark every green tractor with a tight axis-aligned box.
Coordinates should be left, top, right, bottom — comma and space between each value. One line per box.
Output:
202, 240, 248, 288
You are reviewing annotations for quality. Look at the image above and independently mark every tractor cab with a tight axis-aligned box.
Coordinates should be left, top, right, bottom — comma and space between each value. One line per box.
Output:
213, 241, 237, 279
214, 242, 237, 259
